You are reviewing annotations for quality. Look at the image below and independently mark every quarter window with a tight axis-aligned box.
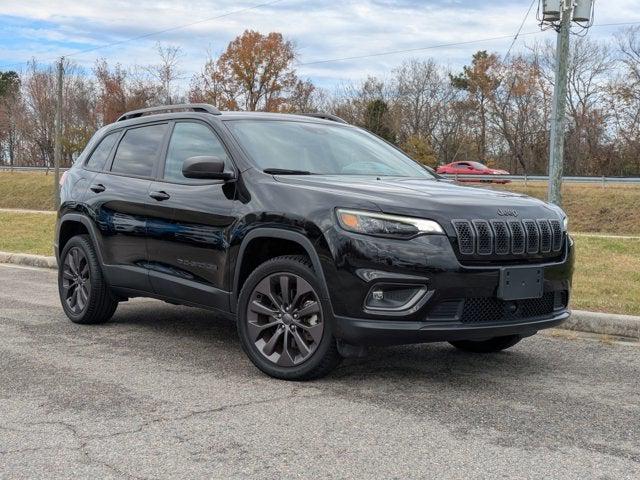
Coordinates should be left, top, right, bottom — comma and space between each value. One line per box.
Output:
85, 131, 119, 171
111, 124, 168, 177
164, 122, 229, 182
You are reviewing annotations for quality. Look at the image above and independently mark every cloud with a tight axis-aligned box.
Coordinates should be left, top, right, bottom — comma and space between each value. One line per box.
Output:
1, 0, 639, 89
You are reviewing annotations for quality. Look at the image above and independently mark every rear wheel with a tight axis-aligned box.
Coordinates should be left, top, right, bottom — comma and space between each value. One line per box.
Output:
58, 235, 118, 324
449, 335, 522, 353
237, 255, 341, 380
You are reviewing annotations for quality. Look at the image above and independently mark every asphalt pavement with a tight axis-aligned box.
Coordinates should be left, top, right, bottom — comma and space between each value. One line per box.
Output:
1, 263, 639, 479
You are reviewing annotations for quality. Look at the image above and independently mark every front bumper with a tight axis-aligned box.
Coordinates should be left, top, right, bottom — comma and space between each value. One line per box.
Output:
318, 227, 574, 345
334, 310, 570, 346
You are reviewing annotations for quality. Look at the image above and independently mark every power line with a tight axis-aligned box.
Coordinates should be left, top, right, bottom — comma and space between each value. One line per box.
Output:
297, 20, 640, 67
298, 32, 542, 66
0, 0, 284, 70
504, 0, 537, 61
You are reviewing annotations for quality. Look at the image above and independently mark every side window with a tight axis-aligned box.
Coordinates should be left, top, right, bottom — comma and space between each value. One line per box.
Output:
85, 131, 119, 171
164, 122, 229, 182
111, 124, 168, 177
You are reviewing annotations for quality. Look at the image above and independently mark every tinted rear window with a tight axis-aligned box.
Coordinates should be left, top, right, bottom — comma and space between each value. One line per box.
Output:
111, 124, 168, 177
85, 131, 119, 171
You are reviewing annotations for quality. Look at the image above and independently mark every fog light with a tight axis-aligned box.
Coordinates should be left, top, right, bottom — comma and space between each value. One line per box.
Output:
365, 284, 427, 311
372, 289, 384, 301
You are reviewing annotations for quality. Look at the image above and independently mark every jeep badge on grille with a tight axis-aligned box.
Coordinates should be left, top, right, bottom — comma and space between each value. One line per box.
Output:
497, 209, 518, 217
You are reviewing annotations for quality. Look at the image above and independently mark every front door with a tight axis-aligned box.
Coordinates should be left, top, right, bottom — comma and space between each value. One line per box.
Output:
145, 120, 238, 310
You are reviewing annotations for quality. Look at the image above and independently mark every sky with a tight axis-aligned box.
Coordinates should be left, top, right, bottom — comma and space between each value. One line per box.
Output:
1, 0, 640, 90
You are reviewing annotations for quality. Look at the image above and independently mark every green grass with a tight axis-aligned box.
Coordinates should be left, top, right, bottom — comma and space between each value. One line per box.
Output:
0, 211, 56, 256
571, 236, 640, 316
0, 172, 56, 210
0, 211, 638, 316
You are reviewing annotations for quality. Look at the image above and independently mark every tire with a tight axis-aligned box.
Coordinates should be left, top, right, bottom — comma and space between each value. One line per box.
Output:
58, 234, 118, 324
449, 335, 523, 353
237, 255, 342, 380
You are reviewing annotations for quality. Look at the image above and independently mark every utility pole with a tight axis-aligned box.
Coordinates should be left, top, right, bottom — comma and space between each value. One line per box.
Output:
542, 0, 594, 206
54, 57, 63, 209
547, 2, 571, 206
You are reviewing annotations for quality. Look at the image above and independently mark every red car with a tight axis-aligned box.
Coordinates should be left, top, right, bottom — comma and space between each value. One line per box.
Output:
436, 161, 510, 183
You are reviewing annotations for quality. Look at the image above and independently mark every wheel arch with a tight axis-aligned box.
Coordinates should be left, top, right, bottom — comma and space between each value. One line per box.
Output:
56, 213, 104, 265
231, 228, 330, 314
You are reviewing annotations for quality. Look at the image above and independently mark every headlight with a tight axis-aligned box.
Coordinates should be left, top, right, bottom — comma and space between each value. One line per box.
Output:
563, 216, 568, 231
336, 209, 444, 238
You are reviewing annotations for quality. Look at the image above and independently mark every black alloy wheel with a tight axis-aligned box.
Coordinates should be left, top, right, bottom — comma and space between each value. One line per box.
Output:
237, 255, 341, 380
61, 247, 91, 315
247, 272, 323, 367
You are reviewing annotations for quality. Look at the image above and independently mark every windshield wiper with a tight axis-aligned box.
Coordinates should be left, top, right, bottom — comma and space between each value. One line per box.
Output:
263, 168, 313, 175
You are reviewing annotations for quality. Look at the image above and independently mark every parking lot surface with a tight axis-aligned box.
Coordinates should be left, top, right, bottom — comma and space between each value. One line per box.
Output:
1, 264, 639, 479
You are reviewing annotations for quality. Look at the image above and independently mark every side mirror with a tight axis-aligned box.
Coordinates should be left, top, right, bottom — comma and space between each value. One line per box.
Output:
182, 156, 233, 180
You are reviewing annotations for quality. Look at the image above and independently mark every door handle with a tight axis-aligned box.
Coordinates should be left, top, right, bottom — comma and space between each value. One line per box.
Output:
89, 183, 105, 193
149, 190, 171, 201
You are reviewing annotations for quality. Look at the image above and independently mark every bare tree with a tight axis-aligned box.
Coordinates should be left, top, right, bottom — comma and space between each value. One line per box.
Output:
488, 54, 548, 173
535, 38, 614, 174
145, 43, 184, 104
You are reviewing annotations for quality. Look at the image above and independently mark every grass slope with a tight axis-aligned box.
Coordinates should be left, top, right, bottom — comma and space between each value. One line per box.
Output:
0, 212, 56, 256
572, 236, 640, 316
0, 172, 56, 210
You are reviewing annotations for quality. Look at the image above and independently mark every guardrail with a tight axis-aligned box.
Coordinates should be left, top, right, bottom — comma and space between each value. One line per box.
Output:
441, 174, 640, 185
0, 166, 70, 172
1, 166, 639, 184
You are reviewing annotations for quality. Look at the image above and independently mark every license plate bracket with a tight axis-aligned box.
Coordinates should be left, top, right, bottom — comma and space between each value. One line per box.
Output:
497, 267, 543, 301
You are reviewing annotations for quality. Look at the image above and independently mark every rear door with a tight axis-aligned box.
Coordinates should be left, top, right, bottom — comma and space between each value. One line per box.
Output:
84, 122, 169, 291
145, 120, 238, 310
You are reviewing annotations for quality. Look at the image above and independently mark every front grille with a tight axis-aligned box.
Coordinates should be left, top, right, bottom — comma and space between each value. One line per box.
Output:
452, 218, 563, 257
426, 291, 567, 323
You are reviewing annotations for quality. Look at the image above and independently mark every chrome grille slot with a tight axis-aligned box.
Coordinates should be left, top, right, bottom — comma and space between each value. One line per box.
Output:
508, 220, 526, 255
491, 220, 510, 255
549, 219, 563, 252
472, 220, 493, 255
452, 220, 474, 255
523, 219, 539, 254
537, 219, 552, 253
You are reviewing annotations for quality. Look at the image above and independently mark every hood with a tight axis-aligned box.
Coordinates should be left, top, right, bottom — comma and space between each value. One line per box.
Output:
273, 175, 563, 232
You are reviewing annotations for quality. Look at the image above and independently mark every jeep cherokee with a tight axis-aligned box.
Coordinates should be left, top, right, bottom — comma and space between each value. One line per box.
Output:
55, 103, 573, 380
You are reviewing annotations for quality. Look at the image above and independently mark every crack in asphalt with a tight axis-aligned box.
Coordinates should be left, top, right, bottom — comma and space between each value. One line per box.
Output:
1, 392, 326, 479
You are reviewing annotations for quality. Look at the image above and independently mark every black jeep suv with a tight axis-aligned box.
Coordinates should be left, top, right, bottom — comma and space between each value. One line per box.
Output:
55, 103, 573, 380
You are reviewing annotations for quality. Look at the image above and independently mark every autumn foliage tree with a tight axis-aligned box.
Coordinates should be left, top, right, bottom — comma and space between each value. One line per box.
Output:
190, 30, 304, 111
451, 51, 501, 163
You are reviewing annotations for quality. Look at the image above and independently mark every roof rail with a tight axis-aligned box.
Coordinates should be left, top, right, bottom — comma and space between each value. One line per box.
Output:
300, 112, 348, 124
116, 103, 221, 122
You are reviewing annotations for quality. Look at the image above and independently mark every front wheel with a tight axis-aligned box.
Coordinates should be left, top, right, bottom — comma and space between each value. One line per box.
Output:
237, 255, 341, 380
449, 335, 523, 353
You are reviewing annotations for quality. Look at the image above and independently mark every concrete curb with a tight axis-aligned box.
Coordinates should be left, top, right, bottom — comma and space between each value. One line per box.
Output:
563, 310, 640, 340
0, 252, 638, 340
0, 251, 57, 269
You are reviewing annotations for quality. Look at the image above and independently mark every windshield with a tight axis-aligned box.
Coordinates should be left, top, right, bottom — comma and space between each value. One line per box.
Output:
225, 120, 435, 178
